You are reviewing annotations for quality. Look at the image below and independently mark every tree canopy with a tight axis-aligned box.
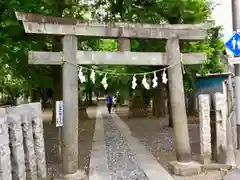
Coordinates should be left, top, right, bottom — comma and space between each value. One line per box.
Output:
0, 0, 225, 105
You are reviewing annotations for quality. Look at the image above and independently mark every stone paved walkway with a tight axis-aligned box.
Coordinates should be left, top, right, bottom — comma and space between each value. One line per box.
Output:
89, 107, 175, 180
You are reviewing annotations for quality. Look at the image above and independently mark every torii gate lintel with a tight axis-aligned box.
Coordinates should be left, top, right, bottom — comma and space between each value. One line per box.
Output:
15, 11, 211, 178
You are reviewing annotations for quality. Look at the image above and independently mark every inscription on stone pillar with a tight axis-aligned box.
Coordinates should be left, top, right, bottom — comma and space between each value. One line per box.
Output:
198, 94, 211, 164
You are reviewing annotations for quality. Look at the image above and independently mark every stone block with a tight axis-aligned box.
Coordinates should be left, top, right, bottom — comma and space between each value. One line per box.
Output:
223, 168, 240, 180
28, 103, 47, 179
8, 112, 26, 180
198, 94, 211, 164
0, 108, 12, 180
15, 106, 38, 180
55, 170, 87, 180
168, 161, 201, 176
213, 92, 228, 163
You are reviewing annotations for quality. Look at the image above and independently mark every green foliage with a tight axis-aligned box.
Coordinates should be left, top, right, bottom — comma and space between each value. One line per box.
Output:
91, 0, 225, 93
0, 0, 87, 101
0, 0, 226, 102
182, 26, 225, 92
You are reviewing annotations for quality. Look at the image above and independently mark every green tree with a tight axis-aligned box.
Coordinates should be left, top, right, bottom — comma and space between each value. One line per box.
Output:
90, 0, 225, 119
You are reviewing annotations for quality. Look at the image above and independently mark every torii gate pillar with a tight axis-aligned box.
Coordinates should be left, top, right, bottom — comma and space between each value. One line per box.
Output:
61, 35, 83, 178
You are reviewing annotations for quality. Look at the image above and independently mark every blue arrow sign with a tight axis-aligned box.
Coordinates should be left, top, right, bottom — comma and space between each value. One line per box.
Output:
225, 32, 240, 56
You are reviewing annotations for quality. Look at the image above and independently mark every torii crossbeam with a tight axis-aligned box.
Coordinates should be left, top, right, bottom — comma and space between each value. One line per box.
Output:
29, 51, 206, 65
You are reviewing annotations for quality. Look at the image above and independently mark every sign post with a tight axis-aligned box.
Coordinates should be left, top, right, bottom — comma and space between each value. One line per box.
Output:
56, 101, 63, 159
225, 32, 240, 149
56, 101, 63, 127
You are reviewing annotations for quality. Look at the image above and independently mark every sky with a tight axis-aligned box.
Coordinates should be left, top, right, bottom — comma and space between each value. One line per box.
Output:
211, 0, 233, 42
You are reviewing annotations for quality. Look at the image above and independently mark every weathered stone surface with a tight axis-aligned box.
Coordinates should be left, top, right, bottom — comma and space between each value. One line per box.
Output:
29, 51, 206, 65
16, 106, 38, 180
213, 92, 227, 163
15, 11, 211, 39
55, 170, 87, 180
223, 168, 240, 180
198, 94, 211, 164
0, 108, 12, 180
89, 109, 109, 180
8, 112, 26, 180
5, 104, 47, 180
28, 103, 47, 179
168, 161, 201, 176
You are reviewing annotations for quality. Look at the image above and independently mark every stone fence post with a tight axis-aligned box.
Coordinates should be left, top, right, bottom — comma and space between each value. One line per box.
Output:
27, 103, 47, 179
7, 111, 26, 180
223, 81, 236, 166
0, 108, 12, 180
198, 94, 211, 164
213, 92, 227, 163
2, 102, 47, 180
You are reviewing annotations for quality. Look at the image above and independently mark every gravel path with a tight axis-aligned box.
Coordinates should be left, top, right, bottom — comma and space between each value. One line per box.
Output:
103, 116, 149, 180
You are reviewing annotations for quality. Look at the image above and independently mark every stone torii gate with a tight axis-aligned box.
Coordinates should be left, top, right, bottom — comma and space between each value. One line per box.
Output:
15, 11, 211, 178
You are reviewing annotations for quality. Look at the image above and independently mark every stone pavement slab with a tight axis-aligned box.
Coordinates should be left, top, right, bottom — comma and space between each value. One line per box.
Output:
89, 109, 110, 180
112, 112, 175, 180
223, 168, 240, 180
104, 116, 148, 180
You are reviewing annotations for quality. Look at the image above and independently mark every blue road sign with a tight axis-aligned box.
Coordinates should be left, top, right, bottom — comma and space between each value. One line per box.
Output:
225, 32, 240, 56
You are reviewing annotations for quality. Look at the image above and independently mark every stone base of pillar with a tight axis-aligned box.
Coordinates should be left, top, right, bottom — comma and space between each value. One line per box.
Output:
235, 149, 240, 168
223, 168, 240, 180
54, 170, 87, 180
168, 161, 201, 176
200, 153, 211, 165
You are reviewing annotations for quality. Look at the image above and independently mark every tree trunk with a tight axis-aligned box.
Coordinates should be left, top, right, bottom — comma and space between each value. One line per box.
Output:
186, 92, 196, 114
88, 90, 92, 105
128, 89, 146, 118
31, 88, 41, 102
51, 66, 63, 124
10, 94, 16, 106
152, 72, 167, 117
78, 91, 88, 120
167, 80, 173, 128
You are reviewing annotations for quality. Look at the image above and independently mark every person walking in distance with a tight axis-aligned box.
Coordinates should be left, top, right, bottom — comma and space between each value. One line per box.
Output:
106, 95, 113, 114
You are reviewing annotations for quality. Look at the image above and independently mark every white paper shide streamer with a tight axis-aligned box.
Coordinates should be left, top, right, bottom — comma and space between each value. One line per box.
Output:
142, 74, 150, 90
101, 74, 108, 89
78, 67, 86, 83
162, 69, 168, 84
131, 75, 137, 89
152, 71, 158, 88
77, 60, 177, 90
90, 69, 96, 84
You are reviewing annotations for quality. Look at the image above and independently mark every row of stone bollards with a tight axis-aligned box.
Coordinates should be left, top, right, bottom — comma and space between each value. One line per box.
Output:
199, 91, 237, 166
0, 102, 47, 180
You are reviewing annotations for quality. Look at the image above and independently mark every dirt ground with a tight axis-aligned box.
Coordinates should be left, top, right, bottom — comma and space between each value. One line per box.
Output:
42, 107, 96, 179
42, 106, 226, 180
